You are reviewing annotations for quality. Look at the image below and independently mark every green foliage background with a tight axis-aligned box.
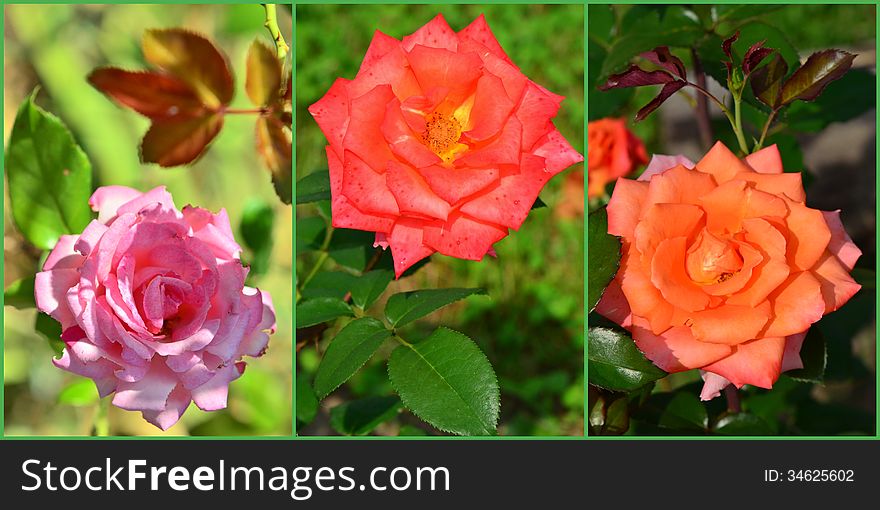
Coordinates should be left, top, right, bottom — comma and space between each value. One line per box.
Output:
296, 4, 585, 436
3, 4, 293, 436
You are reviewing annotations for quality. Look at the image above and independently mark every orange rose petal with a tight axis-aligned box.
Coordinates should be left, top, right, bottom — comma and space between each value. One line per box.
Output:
517, 82, 563, 151
651, 237, 710, 312
458, 38, 526, 100
822, 210, 862, 270
643, 164, 717, 210
634, 203, 704, 260
422, 212, 507, 260
356, 30, 400, 73
699, 180, 786, 234
457, 14, 512, 63
695, 140, 754, 184
464, 74, 516, 141
406, 45, 483, 105
348, 46, 421, 100
457, 116, 523, 167
702, 336, 786, 389
619, 249, 676, 333
595, 278, 632, 328
631, 317, 733, 373
764, 271, 826, 337
533, 128, 584, 174
343, 85, 397, 172
381, 99, 442, 168
308, 78, 351, 152
743, 144, 783, 174
341, 151, 400, 216
459, 154, 550, 230
388, 220, 436, 277
606, 178, 649, 238
782, 197, 832, 271
416, 165, 499, 205
699, 241, 760, 296
400, 14, 459, 52
689, 301, 771, 345
812, 252, 862, 313
734, 171, 806, 202
386, 160, 451, 221
327, 148, 394, 233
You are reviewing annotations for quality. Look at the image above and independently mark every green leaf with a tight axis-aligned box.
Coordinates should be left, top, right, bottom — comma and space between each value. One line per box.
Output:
780, 50, 855, 105
58, 378, 100, 406
6, 91, 93, 250
385, 287, 485, 328
239, 199, 274, 277
713, 412, 774, 435
786, 328, 826, 383
531, 196, 547, 209
388, 327, 499, 436
314, 317, 392, 399
329, 396, 402, 436
295, 298, 352, 329
750, 52, 789, 109
588, 327, 667, 391
350, 269, 393, 309
4, 275, 36, 309
35, 312, 64, 357
590, 395, 630, 435
295, 170, 330, 204
327, 228, 376, 271
295, 374, 319, 426
587, 207, 620, 312
296, 216, 326, 252
398, 424, 428, 436
658, 392, 708, 432
300, 271, 358, 300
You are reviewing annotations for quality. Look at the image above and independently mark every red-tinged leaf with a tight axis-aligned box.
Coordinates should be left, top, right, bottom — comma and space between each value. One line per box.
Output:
245, 40, 283, 107
88, 68, 204, 120
635, 81, 687, 122
256, 116, 292, 204
640, 46, 686, 80
142, 28, 234, 108
141, 114, 223, 167
780, 49, 856, 105
742, 41, 773, 75
751, 53, 789, 109
722, 31, 739, 60
599, 65, 677, 90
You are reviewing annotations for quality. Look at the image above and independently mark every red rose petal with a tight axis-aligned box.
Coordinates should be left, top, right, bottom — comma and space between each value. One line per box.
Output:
457, 14, 512, 63
386, 160, 451, 220
422, 212, 508, 260
401, 14, 459, 52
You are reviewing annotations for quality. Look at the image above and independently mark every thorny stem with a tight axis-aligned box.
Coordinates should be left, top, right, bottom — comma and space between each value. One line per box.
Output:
724, 385, 741, 413
732, 93, 749, 155
262, 4, 289, 61
754, 108, 779, 152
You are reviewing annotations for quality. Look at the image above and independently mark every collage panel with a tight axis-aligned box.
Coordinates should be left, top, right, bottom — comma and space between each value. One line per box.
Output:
295, 3, 585, 437
587, 3, 877, 436
3, 3, 293, 436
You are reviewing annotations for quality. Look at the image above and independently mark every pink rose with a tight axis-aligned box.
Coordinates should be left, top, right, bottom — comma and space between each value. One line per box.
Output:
34, 186, 276, 430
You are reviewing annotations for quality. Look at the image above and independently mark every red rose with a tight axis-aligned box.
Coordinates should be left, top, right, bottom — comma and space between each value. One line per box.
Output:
309, 14, 583, 276
587, 118, 647, 199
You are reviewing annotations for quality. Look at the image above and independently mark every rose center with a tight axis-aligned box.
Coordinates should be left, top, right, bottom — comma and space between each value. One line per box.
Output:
421, 112, 462, 162
686, 230, 743, 285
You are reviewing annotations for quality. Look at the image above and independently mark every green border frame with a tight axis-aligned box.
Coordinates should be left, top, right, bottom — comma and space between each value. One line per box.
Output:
1, 0, 878, 442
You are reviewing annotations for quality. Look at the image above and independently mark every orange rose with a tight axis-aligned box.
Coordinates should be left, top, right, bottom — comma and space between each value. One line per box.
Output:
596, 142, 862, 399
587, 118, 648, 199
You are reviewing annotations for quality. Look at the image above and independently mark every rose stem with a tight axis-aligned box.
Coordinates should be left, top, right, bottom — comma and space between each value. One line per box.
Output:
262, 4, 289, 60
723, 385, 742, 414
690, 48, 714, 149
94, 397, 110, 436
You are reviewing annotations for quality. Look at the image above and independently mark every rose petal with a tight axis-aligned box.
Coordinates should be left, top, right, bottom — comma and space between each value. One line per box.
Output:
702, 336, 786, 389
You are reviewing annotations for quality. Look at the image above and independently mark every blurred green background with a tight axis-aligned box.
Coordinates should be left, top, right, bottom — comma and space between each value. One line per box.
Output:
3, 4, 293, 436
296, 4, 585, 436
